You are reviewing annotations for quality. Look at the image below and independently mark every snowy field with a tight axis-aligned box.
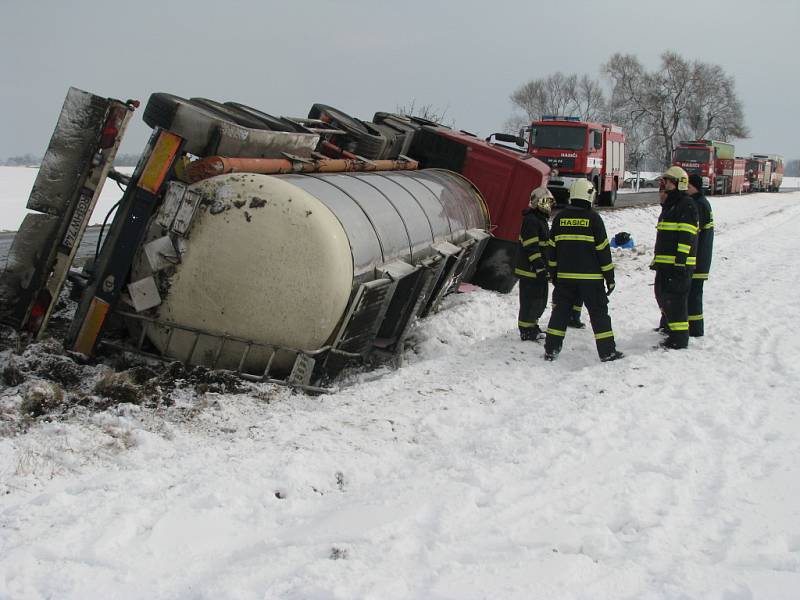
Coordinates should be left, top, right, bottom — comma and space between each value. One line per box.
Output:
1, 165, 800, 598
0, 166, 132, 232
1, 165, 798, 232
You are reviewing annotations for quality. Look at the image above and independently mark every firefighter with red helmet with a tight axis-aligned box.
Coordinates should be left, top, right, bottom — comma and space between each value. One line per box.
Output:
652, 166, 699, 349
514, 186, 554, 340
543, 179, 623, 362
686, 174, 714, 337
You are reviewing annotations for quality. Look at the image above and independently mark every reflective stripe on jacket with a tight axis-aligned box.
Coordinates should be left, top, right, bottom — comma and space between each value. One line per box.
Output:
515, 208, 549, 279
653, 190, 699, 273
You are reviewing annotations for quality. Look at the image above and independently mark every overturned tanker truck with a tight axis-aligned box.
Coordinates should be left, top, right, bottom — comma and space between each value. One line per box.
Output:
0, 88, 548, 391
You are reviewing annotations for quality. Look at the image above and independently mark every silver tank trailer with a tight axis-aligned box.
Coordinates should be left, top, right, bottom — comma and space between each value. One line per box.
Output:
127, 168, 489, 384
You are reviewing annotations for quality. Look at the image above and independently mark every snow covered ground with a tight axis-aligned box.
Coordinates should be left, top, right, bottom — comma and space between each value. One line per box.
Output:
0, 166, 131, 232
1, 167, 800, 597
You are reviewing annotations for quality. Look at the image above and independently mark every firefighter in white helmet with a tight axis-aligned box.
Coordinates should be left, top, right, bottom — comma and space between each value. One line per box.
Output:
652, 165, 699, 349
543, 179, 623, 362
514, 186, 554, 340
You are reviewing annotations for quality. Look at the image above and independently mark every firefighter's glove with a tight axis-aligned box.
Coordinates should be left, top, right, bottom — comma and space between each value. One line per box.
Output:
606, 281, 615, 296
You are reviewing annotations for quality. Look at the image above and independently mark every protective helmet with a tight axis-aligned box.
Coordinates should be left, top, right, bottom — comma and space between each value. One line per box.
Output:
662, 166, 689, 191
530, 186, 555, 215
568, 178, 595, 202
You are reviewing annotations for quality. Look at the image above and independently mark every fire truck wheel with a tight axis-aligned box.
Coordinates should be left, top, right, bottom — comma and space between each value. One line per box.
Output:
599, 188, 617, 206
224, 102, 298, 132
189, 98, 271, 130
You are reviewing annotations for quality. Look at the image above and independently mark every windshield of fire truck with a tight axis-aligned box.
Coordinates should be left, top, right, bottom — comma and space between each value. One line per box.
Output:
531, 125, 587, 151
673, 148, 710, 162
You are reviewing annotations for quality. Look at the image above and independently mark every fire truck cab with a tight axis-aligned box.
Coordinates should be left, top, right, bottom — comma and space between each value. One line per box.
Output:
672, 139, 735, 195
525, 116, 625, 207
745, 156, 772, 193
750, 154, 783, 191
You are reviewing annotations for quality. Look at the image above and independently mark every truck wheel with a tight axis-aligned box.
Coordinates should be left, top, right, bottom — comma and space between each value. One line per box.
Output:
190, 98, 271, 130
598, 188, 616, 207
142, 93, 243, 156
308, 104, 388, 158
143, 92, 220, 130
351, 121, 388, 159
365, 122, 405, 159
224, 102, 298, 132
308, 104, 369, 135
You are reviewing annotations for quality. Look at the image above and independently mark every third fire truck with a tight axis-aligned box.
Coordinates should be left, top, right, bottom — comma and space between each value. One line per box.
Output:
672, 139, 784, 195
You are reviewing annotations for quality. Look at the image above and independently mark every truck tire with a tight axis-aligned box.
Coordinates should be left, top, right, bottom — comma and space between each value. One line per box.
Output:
351, 121, 388, 159
143, 92, 226, 130
372, 113, 419, 155
365, 122, 404, 159
190, 98, 271, 130
308, 104, 389, 158
598, 188, 616, 207
224, 102, 298, 132
308, 104, 369, 135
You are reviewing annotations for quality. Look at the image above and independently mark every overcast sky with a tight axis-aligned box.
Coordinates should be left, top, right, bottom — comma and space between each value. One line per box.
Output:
1, 0, 797, 161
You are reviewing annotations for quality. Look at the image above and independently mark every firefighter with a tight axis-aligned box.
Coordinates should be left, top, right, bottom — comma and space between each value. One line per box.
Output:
515, 186, 554, 340
543, 179, 623, 362
550, 202, 586, 329
687, 174, 714, 336
652, 166, 699, 349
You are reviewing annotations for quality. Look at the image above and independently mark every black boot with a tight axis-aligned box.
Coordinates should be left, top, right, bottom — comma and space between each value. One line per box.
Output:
544, 348, 560, 361
659, 338, 687, 350
601, 350, 625, 362
520, 326, 545, 341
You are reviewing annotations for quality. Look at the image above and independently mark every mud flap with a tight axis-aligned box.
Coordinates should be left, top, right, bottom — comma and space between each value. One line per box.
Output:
0, 87, 136, 334
0, 214, 61, 326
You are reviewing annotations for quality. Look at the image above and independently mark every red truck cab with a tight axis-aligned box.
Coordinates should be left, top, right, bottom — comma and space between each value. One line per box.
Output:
408, 127, 549, 292
673, 139, 737, 195
745, 157, 772, 192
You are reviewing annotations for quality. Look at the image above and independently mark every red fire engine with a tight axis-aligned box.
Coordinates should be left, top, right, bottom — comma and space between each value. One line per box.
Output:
715, 157, 746, 194
672, 139, 744, 195
673, 140, 784, 194
525, 116, 625, 206
745, 156, 772, 192
750, 154, 784, 191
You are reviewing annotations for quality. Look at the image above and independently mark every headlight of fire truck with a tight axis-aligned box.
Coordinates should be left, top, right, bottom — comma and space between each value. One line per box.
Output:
702, 176, 710, 189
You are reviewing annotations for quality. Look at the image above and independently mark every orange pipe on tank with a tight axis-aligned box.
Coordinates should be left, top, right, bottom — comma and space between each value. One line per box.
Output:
183, 156, 418, 184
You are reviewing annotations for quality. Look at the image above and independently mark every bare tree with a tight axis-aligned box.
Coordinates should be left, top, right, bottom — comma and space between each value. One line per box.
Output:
604, 51, 749, 168
505, 72, 607, 133
395, 99, 454, 127
681, 63, 749, 142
